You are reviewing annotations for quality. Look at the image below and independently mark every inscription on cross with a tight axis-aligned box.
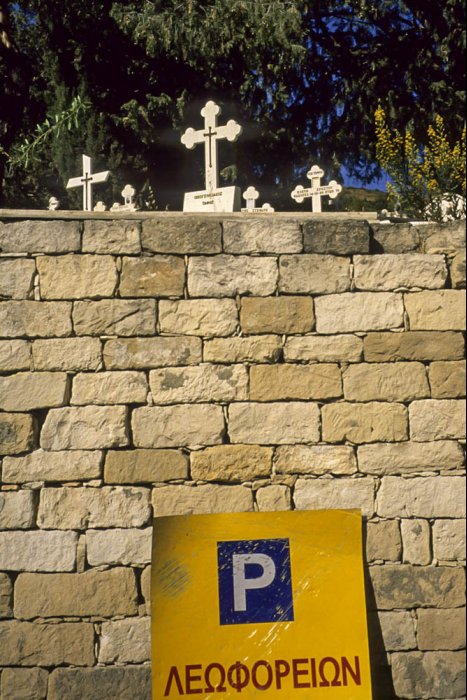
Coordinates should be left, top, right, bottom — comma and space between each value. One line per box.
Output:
241, 186, 275, 214
291, 165, 342, 212
66, 155, 110, 211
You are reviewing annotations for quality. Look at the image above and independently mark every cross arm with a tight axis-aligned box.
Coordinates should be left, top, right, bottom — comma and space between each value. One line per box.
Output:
181, 127, 206, 150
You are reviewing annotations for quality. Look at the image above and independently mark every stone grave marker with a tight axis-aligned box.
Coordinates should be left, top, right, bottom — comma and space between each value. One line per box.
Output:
111, 184, 139, 212
241, 186, 275, 213
291, 164, 342, 212
66, 154, 110, 212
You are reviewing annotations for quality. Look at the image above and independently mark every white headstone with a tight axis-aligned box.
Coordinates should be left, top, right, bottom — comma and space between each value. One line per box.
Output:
291, 164, 342, 212
241, 186, 275, 214
66, 155, 110, 212
110, 184, 139, 212
93, 201, 107, 212
48, 197, 59, 211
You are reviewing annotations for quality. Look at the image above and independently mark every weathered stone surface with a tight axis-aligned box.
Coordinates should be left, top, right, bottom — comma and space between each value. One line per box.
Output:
279, 254, 351, 294
0, 220, 80, 254
120, 255, 185, 297
14, 568, 138, 618
354, 254, 447, 290
284, 334, 362, 363
228, 402, 320, 444
450, 250, 466, 288
401, 519, 431, 565
48, 667, 151, 700
71, 370, 148, 405
0, 258, 35, 299
32, 337, 102, 371
223, 218, 302, 253
105, 449, 188, 484
0, 573, 12, 618
366, 520, 402, 562
405, 290, 466, 330
240, 296, 314, 334
38, 486, 150, 529
0, 372, 69, 411
433, 520, 466, 561
41, 406, 129, 450
294, 477, 375, 517
0, 339, 30, 370
191, 445, 273, 482
370, 223, 420, 253
159, 299, 238, 337
364, 331, 465, 362
188, 255, 278, 296
152, 484, 254, 516
133, 404, 225, 448
104, 336, 202, 369
3, 449, 102, 483
73, 299, 156, 336
0, 490, 35, 529
391, 651, 466, 700
0, 412, 36, 455
250, 363, 342, 400
83, 220, 141, 254
141, 566, 151, 608
204, 335, 282, 364
149, 364, 248, 403
343, 362, 429, 402
417, 608, 466, 650
322, 402, 408, 443
429, 361, 466, 398
358, 441, 464, 475
99, 617, 151, 663
303, 220, 370, 254
256, 484, 291, 511
87, 528, 152, 566
0, 667, 48, 700
315, 292, 404, 333
143, 217, 222, 253
378, 611, 416, 652
275, 444, 357, 475
370, 565, 465, 609
420, 220, 466, 254
0, 301, 72, 337
0, 531, 77, 572
410, 399, 466, 441
377, 476, 466, 518
37, 255, 117, 299
0, 621, 94, 666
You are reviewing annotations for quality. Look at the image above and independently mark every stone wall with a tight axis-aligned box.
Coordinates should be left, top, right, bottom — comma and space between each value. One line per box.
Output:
0, 213, 465, 700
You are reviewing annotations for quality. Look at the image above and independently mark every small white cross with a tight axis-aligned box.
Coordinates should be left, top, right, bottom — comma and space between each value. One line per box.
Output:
122, 184, 136, 207
291, 164, 342, 212
243, 186, 259, 211
181, 100, 242, 192
66, 155, 110, 211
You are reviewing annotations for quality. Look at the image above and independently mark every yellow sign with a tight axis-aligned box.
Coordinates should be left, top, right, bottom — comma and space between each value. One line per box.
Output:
152, 510, 372, 699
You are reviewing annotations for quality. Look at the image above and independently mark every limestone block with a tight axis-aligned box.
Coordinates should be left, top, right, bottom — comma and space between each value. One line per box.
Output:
303, 220, 370, 254
48, 667, 151, 700
0, 258, 35, 299
204, 335, 282, 364
83, 220, 141, 254
279, 254, 351, 294
32, 337, 101, 371
41, 406, 129, 450
275, 444, 357, 476
377, 476, 466, 518
370, 565, 465, 609
0, 667, 48, 700
14, 568, 138, 618
0, 621, 94, 666
149, 364, 248, 403
366, 520, 402, 562
143, 217, 222, 253
188, 255, 277, 297
364, 330, 465, 362
410, 399, 466, 441
228, 402, 320, 445
315, 292, 404, 333
401, 519, 431, 565
2, 449, 102, 483
343, 362, 429, 402
120, 255, 185, 297
417, 608, 466, 650
0, 491, 35, 529
429, 361, 466, 398
141, 566, 151, 608
420, 220, 466, 254
223, 218, 302, 253
0, 413, 36, 455
0, 530, 77, 572
0, 372, 69, 411
99, 617, 151, 663
294, 477, 375, 517
152, 484, 254, 516
87, 528, 152, 566
159, 299, 238, 337
370, 223, 420, 253
0, 573, 12, 618
0, 339, 30, 370
240, 296, 314, 334
104, 336, 202, 369
354, 254, 447, 290
37, 255, 117, 299
38, 486, 151, 529
322, 402, 408, 443
391, 651, 466, 700
284, 334, 362, 363
450, 250, 466, 288
191, 444, 273, 482
405, 290, 466, 330
377, 611, 416, 650
0, 220, 80, 254
358, 441, 464, 475
0, 301, 72, 337
433, 520, 466, 560
132, 405, 225, 448
250, 363, 342, 401
256, 484, 291, 511
105, 449, 188, 484
71, 371, 148, 405
73, 299, 156, 336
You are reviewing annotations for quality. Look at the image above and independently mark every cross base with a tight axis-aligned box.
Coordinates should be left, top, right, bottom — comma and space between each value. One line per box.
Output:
183, 186, 241, 213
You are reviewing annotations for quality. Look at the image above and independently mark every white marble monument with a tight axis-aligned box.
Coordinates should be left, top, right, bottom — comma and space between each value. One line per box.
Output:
181, 100, 242, 212
241, 186, 275, 213
110, 184, 139, 212
66, 155, 110, 212
291, 164, 342, 212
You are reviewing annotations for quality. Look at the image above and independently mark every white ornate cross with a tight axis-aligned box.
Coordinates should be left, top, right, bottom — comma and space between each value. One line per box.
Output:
243, 186, 259, 211
66, 155, 110, 211
181, 101, 242, 192
291, 165, 342, 212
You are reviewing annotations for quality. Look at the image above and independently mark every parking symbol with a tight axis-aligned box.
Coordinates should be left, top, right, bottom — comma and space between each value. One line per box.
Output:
217, 539, 294, 626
